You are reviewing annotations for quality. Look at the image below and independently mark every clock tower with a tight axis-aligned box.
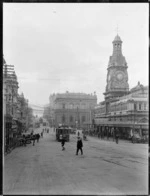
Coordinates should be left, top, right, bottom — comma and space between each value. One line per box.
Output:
104, 34, 129, 103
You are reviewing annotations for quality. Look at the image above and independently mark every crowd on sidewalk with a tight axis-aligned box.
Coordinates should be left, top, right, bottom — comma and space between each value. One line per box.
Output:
5, 127, 50, 155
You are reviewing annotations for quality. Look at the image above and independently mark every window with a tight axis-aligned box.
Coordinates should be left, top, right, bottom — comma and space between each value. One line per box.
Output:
81, 103, 86, 109
69, 104, 74, 109
82, 116, 85, 122
62, 115, 65, 123
144, 103, 147, 110
134, 103, 137, 111
139, 103, 141, 110
62, 104, 65, 109
70, 116, 73, 122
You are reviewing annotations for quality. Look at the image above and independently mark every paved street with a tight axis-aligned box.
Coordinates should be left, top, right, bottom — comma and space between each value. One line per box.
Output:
4, 127, 148, 195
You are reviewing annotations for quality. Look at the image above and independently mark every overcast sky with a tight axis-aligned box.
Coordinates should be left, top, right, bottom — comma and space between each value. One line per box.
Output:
3, 3, 148, 113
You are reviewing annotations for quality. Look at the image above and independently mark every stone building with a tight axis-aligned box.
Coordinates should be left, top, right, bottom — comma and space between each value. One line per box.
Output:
94, 35, 149, 140
49, 92, 97, 129
3, 57, 19, 149
3, 56, 33, 151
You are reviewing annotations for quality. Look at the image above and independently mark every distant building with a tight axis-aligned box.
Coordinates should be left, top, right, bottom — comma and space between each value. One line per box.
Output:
49, 92, 97, 129
94, 35, 149, 139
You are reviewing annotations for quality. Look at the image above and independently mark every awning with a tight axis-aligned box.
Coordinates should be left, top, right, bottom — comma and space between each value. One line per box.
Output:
95, 119, 149, 128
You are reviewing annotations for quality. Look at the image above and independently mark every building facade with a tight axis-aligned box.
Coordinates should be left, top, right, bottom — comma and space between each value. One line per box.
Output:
3, 56, 33, 151
49, 92, 97, 129
94, 35, 149, 140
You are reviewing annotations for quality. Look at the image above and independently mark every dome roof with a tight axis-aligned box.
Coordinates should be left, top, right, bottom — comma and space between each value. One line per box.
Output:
113, 34, 122, 42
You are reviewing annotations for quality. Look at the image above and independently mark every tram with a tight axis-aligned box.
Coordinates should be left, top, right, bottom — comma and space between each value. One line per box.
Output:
56, 125, 71, 142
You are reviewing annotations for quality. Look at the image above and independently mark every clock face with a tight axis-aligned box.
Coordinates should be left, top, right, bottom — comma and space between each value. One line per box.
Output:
117, 73, 123, 81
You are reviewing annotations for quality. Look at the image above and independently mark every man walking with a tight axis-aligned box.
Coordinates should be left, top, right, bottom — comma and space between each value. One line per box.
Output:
76, 137, 83, 155
130, 128, 134, 143
32, 134, 36, 146
61, 136, 65, 151
37, 133, 40, 142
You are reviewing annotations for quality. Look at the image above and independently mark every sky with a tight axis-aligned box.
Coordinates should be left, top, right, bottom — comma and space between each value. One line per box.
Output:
3, 3, 149, 115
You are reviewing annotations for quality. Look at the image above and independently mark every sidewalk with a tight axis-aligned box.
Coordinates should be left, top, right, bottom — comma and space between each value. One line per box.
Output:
87, 135, 141, 144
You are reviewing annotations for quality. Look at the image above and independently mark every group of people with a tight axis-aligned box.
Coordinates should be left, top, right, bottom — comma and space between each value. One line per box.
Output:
21, 127, 51, 147
60, 136, 83, 155
101, 127, 119, 144
43, 128, 49, 133
31, 133, 41, 146
90, 127, 120, 144
21, 133, 41, 146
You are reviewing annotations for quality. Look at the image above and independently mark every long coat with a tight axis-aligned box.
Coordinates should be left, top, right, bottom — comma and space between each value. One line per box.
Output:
77, 139, 83, 148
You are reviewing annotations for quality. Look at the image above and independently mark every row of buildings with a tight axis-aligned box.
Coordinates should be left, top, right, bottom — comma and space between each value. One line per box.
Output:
3, 56, 33, 150
43, 34, 148, 140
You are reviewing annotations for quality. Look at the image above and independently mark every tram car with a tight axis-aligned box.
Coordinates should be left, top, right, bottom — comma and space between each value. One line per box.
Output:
56, 125, 71, 142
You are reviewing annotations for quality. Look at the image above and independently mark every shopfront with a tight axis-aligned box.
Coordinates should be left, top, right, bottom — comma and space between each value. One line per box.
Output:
94, 119, 147, 140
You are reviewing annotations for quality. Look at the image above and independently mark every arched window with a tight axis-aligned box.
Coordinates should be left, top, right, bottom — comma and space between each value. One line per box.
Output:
139, 103, 142, 110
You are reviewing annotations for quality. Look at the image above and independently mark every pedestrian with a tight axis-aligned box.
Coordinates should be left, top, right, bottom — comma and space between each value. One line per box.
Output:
41, 132, 43, 138
112, 127, 115, 142
76, 137, 83, 155
107, 127, 109, 140
37, 133, 40, 142
61, 136, 65, 151
130, 128, 134, 144
32, 134, 36, 146
22, 134, 26, 146
115, 127, 119, 144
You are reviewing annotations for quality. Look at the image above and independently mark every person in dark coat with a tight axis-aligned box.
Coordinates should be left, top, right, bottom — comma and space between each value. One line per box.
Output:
32, 134, 36, 146
22, 134, 26, 146
61, 136, 65, 151
112, 127, 115, 142
76, 137, 83, 155
36, 133, 40, 142
107, 127, 109, 140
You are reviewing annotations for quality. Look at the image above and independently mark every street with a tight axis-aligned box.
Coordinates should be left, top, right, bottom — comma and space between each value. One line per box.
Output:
4, 127, 148, 195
